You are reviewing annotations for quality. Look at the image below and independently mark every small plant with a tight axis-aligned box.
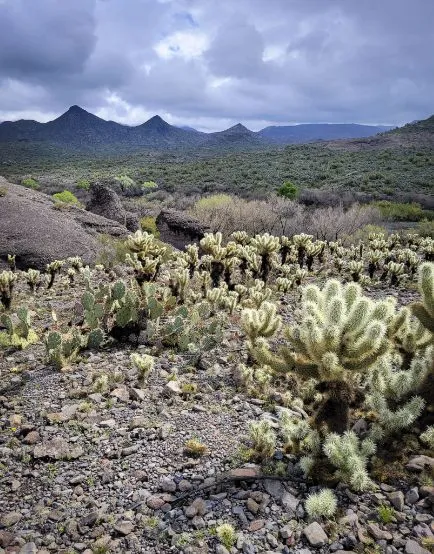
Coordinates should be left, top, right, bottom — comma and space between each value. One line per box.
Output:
130, 353, 154, 382
0, 185, 7, 196
25, 269, 42, 293
248, 419, 276, 461
21, 177, 39, 190
7, 255, 16, 271
0, 308, 38, 349
0, 270, 17, 309
184, 438, 208, 457
140, 216, 160, 237
216, 523, 236, 550
52, 190, 82, 205
377, 503, 396, 524
46, 260, 64, 289
305, 489, 338, 519
421, 426, 434, 448
76, 179, 91, 191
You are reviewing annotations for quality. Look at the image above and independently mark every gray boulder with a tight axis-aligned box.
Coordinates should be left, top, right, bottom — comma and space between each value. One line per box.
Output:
0, 176, 128, 270
86, 182, 139, 231
156, 209, 210, 250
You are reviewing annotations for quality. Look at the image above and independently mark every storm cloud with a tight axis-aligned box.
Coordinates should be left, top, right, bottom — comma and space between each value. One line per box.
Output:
0, 0, 433, 130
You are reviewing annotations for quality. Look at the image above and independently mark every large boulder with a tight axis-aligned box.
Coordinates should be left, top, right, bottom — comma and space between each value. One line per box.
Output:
86, 183, 139, 232
156, 209, 210, 250
0, 177, 128, 270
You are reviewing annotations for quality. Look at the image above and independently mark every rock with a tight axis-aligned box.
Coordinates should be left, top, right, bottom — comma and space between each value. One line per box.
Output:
0, 531, 14, 547
215, 546, 230, 554
303, 522, 328, 546
263, 479, 286, 500
78, 511, 99, 528
164, 380, 182, 395
367, 523, 393, 541
22, 431, 40, 444
114, 521, 134, 536
129, 416, 148, 429
229, 466, 261, 480
178, 480, 192, 492
406, 456, 434, 472
388, 491, 405, 511
248, 519, 266, 532
280, 524, 293, 539
130, 388, 146, 402
405, 487, 419, 505
86, 183, 139, 232
147, 495, 166, 510
246, 498, 260, 515
1, 511, 22, 527
282, 492, 299, 512
156, 209, 210, 250
110, 387, 129, 402
0, 177, 128, 270
33, 438, 83, 460
405, 539, 431, 554
19, 543, 37, 554
160, 477, 176, 493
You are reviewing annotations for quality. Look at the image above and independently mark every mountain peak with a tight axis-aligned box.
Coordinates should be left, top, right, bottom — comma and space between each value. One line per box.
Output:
66, 105, 87, 114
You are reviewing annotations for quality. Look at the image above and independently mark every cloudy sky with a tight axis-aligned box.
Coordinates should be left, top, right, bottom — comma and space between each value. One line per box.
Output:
0, 0, 433, 131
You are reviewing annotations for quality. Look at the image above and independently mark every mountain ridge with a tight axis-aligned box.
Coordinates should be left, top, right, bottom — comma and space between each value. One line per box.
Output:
0, 105, 427, 152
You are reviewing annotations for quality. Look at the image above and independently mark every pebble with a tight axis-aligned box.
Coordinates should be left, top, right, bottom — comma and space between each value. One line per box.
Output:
303, 522, 328, 546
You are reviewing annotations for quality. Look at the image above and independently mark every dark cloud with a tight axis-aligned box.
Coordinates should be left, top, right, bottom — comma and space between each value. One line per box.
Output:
0, 0, 433, 128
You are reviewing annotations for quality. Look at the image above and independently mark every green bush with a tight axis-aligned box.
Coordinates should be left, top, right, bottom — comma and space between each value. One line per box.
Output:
0, 186, 7, 197
21, 178, 39, 190
76, 179, 90, 191
372, 201, 434, 222
52, 190, 81, 205
413, 219, 434, 238
142, 181, 158, 190
140, 216, 160, 237
277, 180, 299, 200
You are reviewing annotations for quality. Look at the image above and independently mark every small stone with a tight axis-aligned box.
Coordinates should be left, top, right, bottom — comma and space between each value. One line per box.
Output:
0, 531, 14, 548
303, 522, 328, 546
19, 543, 37, 554
282, 492, 299, 512
191, 498, 207, 516
78, 511, 99, 528
33, 438, 83, 460
160, 477, 176, 493
229, 466, 261, 480
164, 380, 182, 395
406, 456, 434, 472
367, 523, 393, 541
178, 479, 192, 492
10, 414, 22, 427
159, 423, 172, 439
11, 479, 21, 492
22, 431, 40, 444
405, 539, 430, 554
1, 511, 22, 527
129, 416, 148, 429
130, 388, 146, 401
388, 491, 405, 511
147, 495, 165, 510
248, 519, 265, 532
114, 521, 134, 536
280, 524, 293, 540
110, 387, 129, 402
185, 505, 197, 518
192, 516, 205, 529
121, 444, 139, 456
216, 546, 230, 554
246, 498, 260, 515
99, 419, 116, 428
405, 487, 419, 505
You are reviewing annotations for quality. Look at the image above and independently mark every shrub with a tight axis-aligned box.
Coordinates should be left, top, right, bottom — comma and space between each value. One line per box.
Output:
76, 179, 91, 191
52, 190, 81, 205
142, 180, 158, 190
0, 186, 7, 197
140, 216, 160, 237
277, 180, 299, 200
21, 178, 39, 190
414, 219, 434, 238
372, 201, 433, 222
96, 235, 129, 268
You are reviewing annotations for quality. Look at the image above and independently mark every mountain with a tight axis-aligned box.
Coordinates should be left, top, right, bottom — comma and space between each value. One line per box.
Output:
203, 123, 267, 148
259, 123, 394, 144
0, 105, 406, 153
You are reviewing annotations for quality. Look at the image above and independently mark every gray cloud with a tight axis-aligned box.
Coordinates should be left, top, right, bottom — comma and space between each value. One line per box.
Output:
0, 0, 433, 129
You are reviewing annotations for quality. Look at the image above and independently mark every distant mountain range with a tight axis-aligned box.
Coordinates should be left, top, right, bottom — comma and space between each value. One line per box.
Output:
0, 105, 396, 152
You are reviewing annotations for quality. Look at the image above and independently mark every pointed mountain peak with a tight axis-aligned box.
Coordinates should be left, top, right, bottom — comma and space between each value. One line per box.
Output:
223, 123, 254, 134
66, 105, 87, 114
142, 115, 170, 127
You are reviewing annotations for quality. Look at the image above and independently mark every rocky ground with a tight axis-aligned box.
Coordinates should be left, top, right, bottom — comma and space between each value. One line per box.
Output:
1, 275, 433, 554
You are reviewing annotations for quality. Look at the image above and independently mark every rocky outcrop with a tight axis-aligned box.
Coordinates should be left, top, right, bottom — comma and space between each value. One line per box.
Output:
86, 183, 139, 231
156, 209, 210, 250
0, 177, 128, 270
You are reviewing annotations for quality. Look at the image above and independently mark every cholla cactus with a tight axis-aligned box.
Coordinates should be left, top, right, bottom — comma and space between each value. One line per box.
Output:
0, 270, 17, 309
323, 431, 376, 491
251, 233, 280, 283
367, 249, 382, 279
130, 353, 154, 382
348, 260, 364, 283
391, 308, 433, 367
68, 256, 83, 271
305, 241, 324, 272
411, 262, 434, 332
24, 268, 42, 294
293, 234, 313, 268
294, 268, 308, 286
45, 329, 83, 369
384, 261, 405, 286
231, 230, 250, 245
46, 260, 64, 289
222, 290, 238, 315
7, 254, 16, 271
248, 419, 276, 460
420, 426, 434, 448
241, 301, 281, 344
252, 280, 396, 434
276, 276, 293, 293
216, 524, 236, 551
305, 489, 337, 519
169, 268, 189, 303
184, 244, 199, 277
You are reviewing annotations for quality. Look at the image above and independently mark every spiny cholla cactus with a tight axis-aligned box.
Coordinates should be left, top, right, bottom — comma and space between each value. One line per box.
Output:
0, 307, 38, 349
391, 308, 432, 367
251, 233, 280, 283
384, 261, 406, 286
367, 250, 383, 279
411, 262, 434, 332
67, 256, 83, 271
24, 268, 42, 294
0, 270, 17, 309
7, 254, 16, 271
305, 241, 324, 272
241, 301, 281, 344
420, 426, 434, 448
183, 244, 199, 277
125, 231, 165, 284
46, 260, 64, 289
323, 431, 376, 491
169, 268, 189, 303
293, 234, 313, 268
231, 230, 250, 245
45, 329, 83, 369
252, 280, 396, 434
305, 489, 337, 519
248, 419, 276, 460
348, 260, 365, 283
130, 353, 154, 382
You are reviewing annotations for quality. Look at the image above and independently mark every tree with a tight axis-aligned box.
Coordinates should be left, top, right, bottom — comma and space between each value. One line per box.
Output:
277, 180, 299, 200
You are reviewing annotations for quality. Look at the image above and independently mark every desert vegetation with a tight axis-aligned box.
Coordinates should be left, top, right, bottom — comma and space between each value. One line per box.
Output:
1, 225, 433, 552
